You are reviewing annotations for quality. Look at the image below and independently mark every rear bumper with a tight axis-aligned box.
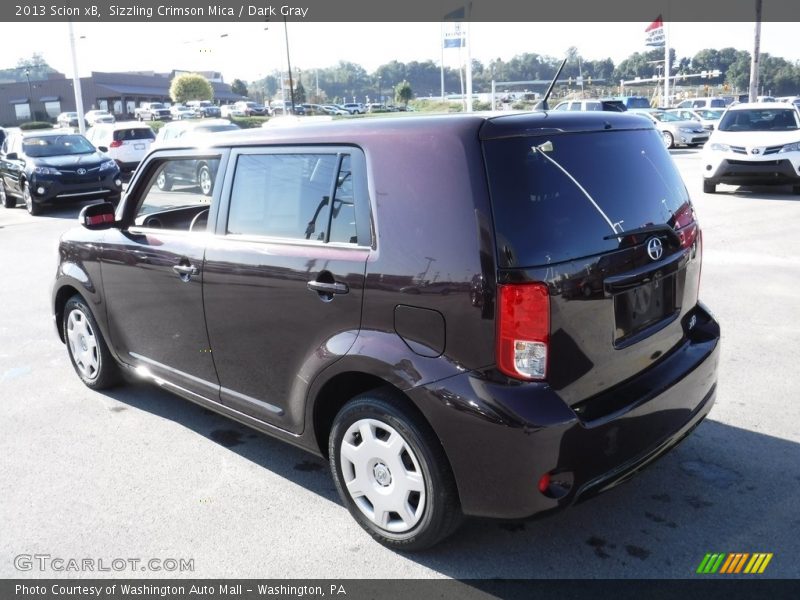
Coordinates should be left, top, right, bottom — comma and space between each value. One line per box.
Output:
410, 303, 720, 519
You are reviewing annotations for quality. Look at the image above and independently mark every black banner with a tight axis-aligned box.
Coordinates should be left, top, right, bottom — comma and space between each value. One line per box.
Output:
4, 579, 800, 600
1, 0, 799, 23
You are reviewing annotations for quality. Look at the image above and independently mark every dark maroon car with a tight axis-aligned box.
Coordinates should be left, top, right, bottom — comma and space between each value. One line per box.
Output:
52, 112, 720, 550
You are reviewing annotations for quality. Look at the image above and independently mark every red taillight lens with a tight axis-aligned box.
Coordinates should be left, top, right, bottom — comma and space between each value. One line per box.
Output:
109, 140, 122, 148
497, 283, 550, 380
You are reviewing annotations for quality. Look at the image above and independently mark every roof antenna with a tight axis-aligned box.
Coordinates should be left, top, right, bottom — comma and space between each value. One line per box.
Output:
533, 58, 568, 111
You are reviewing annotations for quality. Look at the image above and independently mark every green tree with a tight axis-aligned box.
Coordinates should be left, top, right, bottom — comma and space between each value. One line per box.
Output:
230, 78, 248, 97
394, 80, 413, 106
294, 80, 307, 104
169, 73, 214, 103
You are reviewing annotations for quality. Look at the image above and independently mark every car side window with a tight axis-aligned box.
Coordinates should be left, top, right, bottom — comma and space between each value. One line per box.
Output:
227, 153, 355, 242
133, 157, 221, 232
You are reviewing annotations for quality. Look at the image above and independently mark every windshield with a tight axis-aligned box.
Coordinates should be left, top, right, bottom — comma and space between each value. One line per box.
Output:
718, 108, 799, 131
697, 109, 723, 119
23, 135, 95, 157
484, 128, 691, 267
651, 111, 683, 122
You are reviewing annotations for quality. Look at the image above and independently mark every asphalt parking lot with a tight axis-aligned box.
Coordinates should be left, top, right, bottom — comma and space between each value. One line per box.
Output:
1, 148, 798, 579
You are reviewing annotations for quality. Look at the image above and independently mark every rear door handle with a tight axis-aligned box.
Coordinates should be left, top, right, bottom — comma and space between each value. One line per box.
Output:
172, 264, 199, 281
307, 280, 349, 295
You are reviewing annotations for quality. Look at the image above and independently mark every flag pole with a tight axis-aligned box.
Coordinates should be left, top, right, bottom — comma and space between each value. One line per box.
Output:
664, 19, 670, 106
465, 3, 473, 113
440, 21, 445, 102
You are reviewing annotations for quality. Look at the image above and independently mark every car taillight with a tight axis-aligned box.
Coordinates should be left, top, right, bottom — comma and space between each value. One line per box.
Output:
109, 140, 122, 148
496, 283, 549, 380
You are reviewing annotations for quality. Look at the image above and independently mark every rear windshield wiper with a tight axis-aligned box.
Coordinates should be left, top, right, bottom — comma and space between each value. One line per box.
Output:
604, 224, 681, 246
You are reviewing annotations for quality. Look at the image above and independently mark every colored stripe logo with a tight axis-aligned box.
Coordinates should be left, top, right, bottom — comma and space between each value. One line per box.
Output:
696, 553, 773, 574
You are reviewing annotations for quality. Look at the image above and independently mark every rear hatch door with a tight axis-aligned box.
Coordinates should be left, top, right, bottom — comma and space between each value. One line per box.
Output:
481, 114, 702, 407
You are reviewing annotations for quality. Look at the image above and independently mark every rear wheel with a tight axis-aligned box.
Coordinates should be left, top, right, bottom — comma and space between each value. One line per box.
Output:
703, 180, 716, 194
329, 389, 462, 551
23, 182, 41, 215
662, 130, 674, 149
0, 180, 15, 208
63, 295, 121, 390
198, 164, 213, 196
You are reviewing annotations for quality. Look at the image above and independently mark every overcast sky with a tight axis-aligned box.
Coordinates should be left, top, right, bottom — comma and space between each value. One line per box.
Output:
5, 22, 799, 83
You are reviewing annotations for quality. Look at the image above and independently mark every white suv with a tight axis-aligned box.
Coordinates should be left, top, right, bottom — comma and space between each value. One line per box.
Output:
84, 122, 155, 173
701, 102, 800, 194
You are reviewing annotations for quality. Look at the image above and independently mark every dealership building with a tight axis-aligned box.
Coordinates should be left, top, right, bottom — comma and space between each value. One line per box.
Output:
0, 70, 242, 125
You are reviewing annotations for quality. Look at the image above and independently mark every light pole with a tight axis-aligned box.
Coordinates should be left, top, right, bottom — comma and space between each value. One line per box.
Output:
24, 68, 34, 120
377, 76, 382, 105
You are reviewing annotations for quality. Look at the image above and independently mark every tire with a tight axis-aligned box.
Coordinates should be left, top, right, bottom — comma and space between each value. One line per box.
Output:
0, 180, 15, 208
662, 130, 674, 149
703, 180, 716, 194
23, 181, 41, 216
329, 389, 462, 551
198, 164, 213, 196
156, 170, 172, 191
63, 295, 121, 390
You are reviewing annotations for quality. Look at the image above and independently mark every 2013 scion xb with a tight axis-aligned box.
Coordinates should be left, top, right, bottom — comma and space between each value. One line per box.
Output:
53, 112, 720, 551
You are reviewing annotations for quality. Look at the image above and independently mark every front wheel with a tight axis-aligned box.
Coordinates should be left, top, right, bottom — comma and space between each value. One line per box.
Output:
703, 180, 716, 194
198, 164, 213, 196
156, 170, 172, 191
23, 182, 41, 215
63, 295, 121, 389
662, 130, 675, 149
0, 180, 15, 208
329, 389, 462, 551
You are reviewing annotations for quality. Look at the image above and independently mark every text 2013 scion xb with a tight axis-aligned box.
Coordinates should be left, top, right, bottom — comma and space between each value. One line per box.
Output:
53, 112, 720, 551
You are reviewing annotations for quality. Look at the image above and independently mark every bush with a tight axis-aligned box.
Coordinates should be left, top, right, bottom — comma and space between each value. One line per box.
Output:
20, 121, 53, 130
473, 100, 492, 112
229, 116, 269, 129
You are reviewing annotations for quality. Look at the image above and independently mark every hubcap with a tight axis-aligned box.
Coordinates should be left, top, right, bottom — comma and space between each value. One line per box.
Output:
199, 168, 212, 194
340, 418, 425, 533
66, 309, 99, 380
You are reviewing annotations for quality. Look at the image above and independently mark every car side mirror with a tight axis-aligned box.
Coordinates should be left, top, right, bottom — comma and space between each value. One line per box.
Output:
97, 146, 109, 153
79, 202, 117, 230
6, 152, 18, 160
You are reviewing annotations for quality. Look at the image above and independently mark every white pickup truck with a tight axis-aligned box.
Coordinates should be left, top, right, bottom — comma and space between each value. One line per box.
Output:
134, 102, 172, 121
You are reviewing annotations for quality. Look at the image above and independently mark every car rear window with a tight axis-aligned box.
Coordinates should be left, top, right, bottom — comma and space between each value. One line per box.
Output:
625, 97, 650, 109
484, 128, 691, 268
114, 128, 156, 142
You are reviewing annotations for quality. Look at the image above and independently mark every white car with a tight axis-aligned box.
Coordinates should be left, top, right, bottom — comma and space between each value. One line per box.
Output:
701, 102, 800, 194
84, 109, 115, 126
84, 121, 155, 173
170, 105, 197, 120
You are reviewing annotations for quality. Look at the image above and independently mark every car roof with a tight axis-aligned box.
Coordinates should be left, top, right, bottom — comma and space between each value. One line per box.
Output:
21, 130, 85, 138
153, 112, 655, 150
727, 102, 798, 110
